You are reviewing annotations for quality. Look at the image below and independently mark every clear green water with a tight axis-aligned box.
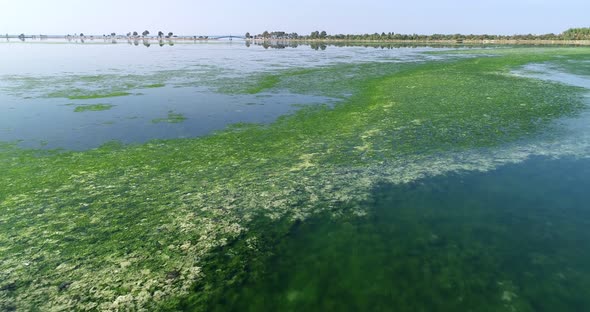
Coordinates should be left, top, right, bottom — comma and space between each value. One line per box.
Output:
1, 43, 590, 311
203, 156, 590, 312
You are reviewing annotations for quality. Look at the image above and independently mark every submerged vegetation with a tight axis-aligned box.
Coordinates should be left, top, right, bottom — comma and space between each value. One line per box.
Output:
1, 47, 590, 311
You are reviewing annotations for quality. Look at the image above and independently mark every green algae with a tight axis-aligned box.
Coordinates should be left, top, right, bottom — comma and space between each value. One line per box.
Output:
1, 47, 590, 311
73, 104, 114, 112
226, 64, 405, 98
0, 68, 225, 100
44, 88, 132, 100
66, 91, 130, 100
243, 75, 281, 94
144, 83, 166, 88
152, 111, 187, 124
200, 157, 590, 312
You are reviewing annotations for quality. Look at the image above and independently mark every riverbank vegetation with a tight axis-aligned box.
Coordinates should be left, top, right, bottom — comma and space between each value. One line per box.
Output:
248, 27, 590, 42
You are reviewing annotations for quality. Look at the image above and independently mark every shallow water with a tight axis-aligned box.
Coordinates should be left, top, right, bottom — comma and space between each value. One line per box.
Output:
514, 63, 590, 88
0, 86, 334, 150
0, 41, 443, 150
207, 156, 590, 312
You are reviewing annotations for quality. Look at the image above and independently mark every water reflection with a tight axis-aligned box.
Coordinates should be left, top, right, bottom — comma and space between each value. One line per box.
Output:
246, 40, 508, 50
0, 35, 520, 50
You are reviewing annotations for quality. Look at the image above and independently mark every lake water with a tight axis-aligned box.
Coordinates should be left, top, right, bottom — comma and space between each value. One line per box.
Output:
2, 41, 590, 311
0, 40, 443, 150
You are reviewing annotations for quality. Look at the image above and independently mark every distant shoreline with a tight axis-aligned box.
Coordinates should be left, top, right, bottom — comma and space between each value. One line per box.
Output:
3, 35, 590, 46
246, 38, 590, 46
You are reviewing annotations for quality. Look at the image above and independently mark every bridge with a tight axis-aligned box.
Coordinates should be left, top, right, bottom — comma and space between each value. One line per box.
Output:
203, 35, 246, 40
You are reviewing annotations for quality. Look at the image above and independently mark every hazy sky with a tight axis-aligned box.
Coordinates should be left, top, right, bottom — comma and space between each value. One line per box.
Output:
1, 0, 588, 36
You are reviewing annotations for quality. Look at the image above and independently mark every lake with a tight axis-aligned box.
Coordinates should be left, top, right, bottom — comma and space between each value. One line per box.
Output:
1, 40, 590, 311
0, 40, 439, 150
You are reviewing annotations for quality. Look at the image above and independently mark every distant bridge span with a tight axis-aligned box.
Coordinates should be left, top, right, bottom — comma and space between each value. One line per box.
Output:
207, 35, 245, 40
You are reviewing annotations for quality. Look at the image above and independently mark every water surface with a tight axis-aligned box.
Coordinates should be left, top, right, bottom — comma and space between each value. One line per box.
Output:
206, 156, 590, 312
2, 42, 590, 311
0, 41, 445, 150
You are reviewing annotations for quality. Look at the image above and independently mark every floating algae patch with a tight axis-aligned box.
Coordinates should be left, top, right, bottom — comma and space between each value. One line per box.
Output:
226, 63, 414, 98
203, 156, 590, 312
38, 85, 134, 100
152, 111, 187, 123
0, 67, 227, 100
73, 104, 114, 112
65, 91, 131, 100
242, 74, 283, 94
1, 48, 590, 311
143, 83, 166, 88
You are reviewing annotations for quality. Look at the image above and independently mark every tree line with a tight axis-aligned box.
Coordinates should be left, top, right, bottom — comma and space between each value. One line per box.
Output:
59, 31, 175, 39
246, 28, 590, 41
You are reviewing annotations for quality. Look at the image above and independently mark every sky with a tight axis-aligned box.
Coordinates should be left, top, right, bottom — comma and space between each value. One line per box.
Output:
0, 0, 588, 36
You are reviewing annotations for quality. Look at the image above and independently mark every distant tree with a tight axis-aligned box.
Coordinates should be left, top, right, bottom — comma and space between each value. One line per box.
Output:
234, 28, 590, 43
79, 33, 85, 37
562, 27, 590, 40
132, 31, 139, 37
158, 31, 164, 38
245, 32, 251, 39
111, 32, 116, 37
142, 30, 150, 37
167, 32, 173, 38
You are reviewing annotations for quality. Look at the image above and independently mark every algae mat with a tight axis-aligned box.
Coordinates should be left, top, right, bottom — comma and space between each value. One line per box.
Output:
1, 46, 590, 311
202, 156, 590, 312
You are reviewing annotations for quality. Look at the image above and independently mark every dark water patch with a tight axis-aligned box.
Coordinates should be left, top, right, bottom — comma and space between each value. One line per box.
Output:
203, 156, 590, 312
